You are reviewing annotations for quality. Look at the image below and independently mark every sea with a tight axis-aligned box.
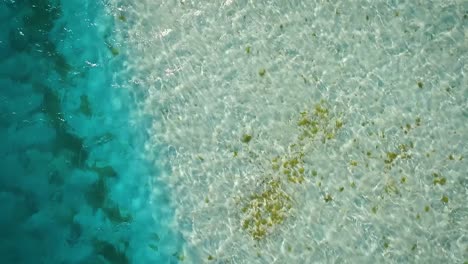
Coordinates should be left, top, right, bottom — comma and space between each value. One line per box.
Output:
0, 0, 466, 263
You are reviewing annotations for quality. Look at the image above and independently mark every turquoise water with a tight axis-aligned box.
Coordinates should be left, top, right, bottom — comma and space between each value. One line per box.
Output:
0, 0, 183, 263
1, 0, 467, 263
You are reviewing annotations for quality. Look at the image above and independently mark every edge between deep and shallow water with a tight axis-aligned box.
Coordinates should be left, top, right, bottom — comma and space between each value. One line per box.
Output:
1, 0, 185, 263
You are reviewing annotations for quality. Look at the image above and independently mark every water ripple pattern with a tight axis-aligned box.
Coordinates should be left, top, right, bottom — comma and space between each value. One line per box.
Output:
113, 1, 467, 263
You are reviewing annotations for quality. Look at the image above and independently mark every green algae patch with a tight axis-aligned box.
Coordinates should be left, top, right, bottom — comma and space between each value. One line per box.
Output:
383, 240, 390, 249
384, 143, 412, 168
297, 101, 343, 143
384, 179, 399, 195
432, 172, 447, 186
415, 117, 421, 126
433, 177, 447, 186
441, 195, 449, 204
274, 153, 306, 184
259, 68, 266, 77
118, 14, 127, 22
236, 101, 344, 241
105, 40, 120, 56
172, 251, 185, 262
241, 134, 253, 143
241, 179, 292, 241
400, 176, 407, 183
385, 152, 398, 164
335, 119, 343, 129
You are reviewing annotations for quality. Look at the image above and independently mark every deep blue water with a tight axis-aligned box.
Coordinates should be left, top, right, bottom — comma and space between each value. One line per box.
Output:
0, 1, 183, 263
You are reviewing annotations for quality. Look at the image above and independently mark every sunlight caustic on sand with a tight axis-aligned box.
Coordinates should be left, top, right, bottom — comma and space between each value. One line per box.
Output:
110, 1, 467, 263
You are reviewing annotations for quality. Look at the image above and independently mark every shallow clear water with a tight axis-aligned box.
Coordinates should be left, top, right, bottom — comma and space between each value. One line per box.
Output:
1, 0, 467, 263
